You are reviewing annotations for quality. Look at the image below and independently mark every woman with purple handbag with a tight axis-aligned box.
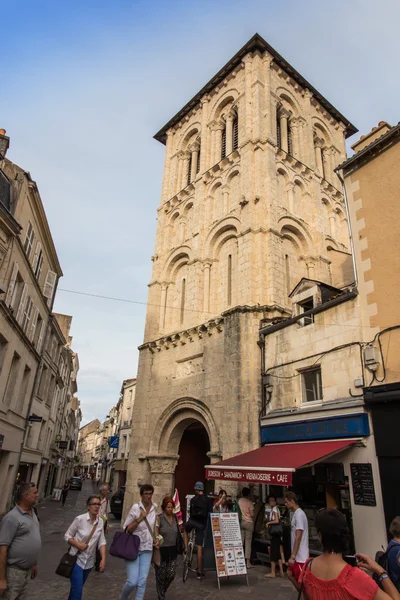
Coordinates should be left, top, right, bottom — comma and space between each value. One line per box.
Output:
119, 484, 159, 600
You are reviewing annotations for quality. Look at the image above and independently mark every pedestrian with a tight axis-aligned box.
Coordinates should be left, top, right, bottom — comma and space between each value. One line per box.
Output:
213, 490, 230, 513
61, 479, 71, 508
120, 484, 159, 600
238, 487, 254, 569
155, 496, 180, 600
299, 508, 399, 600
384, 516, 400, 590
0, 482, 41, 600
64, 494, 106, 600
265, 494, 285, 579
284, 490, 309, 589
95, 483, 110, 572
184, 481, 212, 579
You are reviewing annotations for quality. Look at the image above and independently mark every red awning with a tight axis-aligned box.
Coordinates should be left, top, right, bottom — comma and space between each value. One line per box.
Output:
205, 439, 356, 486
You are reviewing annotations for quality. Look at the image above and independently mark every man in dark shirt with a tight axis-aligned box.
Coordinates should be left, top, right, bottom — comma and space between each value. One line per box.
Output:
184, 482, 212, 579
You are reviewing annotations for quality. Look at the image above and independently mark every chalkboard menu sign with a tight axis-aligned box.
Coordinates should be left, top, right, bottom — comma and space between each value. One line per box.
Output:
350, 463, 376, 506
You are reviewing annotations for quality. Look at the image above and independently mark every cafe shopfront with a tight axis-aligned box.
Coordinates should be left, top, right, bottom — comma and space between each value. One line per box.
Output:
206, 407, 387, 558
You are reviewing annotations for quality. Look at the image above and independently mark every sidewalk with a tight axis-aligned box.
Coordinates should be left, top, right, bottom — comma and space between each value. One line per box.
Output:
28, 481, 296, 599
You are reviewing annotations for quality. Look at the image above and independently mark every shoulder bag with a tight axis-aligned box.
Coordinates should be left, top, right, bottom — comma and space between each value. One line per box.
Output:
143, 513, 162, 568
297, 558, 313, 600
56, 520, 98, 578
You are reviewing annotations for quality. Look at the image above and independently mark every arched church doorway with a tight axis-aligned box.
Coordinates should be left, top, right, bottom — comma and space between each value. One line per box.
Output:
174, 422, 212, 519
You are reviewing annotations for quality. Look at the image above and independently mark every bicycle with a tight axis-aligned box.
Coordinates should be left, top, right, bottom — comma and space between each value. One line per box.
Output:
182, 528, 196, 583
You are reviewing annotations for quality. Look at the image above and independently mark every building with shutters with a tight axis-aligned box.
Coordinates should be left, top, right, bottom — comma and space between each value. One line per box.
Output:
124, 33, 358, 514
0, 130, 80, 511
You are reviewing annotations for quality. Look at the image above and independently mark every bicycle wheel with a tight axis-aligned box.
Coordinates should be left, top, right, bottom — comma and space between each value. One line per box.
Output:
182, 541, 194, 583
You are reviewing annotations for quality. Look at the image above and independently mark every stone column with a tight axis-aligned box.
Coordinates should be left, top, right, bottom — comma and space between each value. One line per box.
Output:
225, 111, 235, 155
215, 123, 224, 163
307, 262, 316, 279
176, 152, 184, 193
190, 142, 200, 182
179, 218, 186, 243
200, 95, 210, 172
242, 54, 253, 141
287, 182, 295, 213
181, 151, 190, 189
223, 189, 230, 214
159, 284, 167, 332
314, 137, 324, 177
203, 262, 212, 314
209, 126, 216, 166
279, 108, 290, 153
329, 213, 337, 238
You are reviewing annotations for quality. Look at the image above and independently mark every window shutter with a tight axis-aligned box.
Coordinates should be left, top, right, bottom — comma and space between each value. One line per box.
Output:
32, 242, 42, 272
233, 116, 238, 150
16, 283, 28, 324
37, 321, 45, 354
196, 147, 201, 173
287, 121, 292, 155
221, 126, 227, 159
5, 262, 19, 306
187, 153, 192, 186
276, 115, 281, 148
29, 307, 39, 342
43, 270, 57, 306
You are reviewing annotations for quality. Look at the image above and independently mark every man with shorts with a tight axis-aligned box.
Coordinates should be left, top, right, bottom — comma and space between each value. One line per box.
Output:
285, 491, 309, 590
184, 482, 211, 579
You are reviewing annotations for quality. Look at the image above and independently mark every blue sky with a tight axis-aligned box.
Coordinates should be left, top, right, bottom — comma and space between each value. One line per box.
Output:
2, 0, 399, 424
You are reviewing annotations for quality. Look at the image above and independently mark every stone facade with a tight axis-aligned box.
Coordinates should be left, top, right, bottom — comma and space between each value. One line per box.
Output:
0, 131, 81, 511
125, 34, 356, 510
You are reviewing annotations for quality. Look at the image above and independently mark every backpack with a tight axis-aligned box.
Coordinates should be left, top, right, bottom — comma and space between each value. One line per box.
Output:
190, 495, 208, 519
374, 541, 400, 589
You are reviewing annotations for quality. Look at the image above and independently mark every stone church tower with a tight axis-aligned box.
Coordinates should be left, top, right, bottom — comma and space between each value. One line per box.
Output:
125, 34, 356, 508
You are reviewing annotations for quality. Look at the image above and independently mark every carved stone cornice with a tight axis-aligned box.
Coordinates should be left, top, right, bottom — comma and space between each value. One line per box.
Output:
139, 317, 225, 353
275, 150, 313, 179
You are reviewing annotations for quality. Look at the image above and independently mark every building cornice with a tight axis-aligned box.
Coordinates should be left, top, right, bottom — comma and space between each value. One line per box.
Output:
140, 304, 290, 352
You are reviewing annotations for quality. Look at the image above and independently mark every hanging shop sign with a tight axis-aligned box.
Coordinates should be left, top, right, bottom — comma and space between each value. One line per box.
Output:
350, 463, 377, 506
109, 436, 119, 449
28, 416, 43, 423
58, 441, 68, 449
206, 466, 292, 486
261, 413, 370, 444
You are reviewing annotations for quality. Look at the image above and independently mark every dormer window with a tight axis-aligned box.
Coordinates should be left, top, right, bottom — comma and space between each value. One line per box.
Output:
298, 296, 314, 326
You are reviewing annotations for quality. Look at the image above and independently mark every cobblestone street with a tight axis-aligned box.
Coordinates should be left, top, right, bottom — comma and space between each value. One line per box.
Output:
27, 481, 297, 599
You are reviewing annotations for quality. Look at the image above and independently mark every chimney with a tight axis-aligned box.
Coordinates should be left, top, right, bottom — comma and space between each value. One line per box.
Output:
0, 129, 10, 157
351, 121, 392, 154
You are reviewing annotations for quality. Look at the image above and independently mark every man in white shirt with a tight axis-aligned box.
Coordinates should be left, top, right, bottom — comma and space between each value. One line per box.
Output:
285, 491, 309, 590
64, 495, 106, 600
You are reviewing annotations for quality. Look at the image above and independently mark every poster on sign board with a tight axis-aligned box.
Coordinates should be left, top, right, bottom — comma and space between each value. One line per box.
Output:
210, 513, 248, 588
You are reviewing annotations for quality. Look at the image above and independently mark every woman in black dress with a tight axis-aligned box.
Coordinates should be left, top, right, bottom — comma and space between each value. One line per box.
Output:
265, 494, 285, 578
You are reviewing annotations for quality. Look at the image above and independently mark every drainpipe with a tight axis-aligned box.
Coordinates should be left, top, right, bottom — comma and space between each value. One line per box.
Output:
334, 167, 358, 288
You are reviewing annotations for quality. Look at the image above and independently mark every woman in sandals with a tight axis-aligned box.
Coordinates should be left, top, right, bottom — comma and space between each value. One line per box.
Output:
265, 494, 285, 579
64, 494, 106, 600
120, 484, 159, 600
155, 496, 180, 599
